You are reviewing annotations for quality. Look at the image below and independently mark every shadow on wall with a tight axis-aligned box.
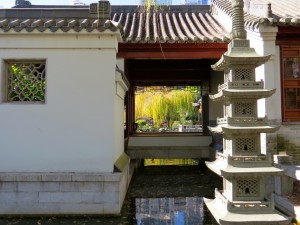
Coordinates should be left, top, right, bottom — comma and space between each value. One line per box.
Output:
277, 135, 300, 165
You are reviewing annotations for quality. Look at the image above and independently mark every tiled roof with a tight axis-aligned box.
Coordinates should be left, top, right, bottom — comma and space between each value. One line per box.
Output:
0, 18, 121, 33
212, 0, 300, 30
267, 0, 300, 18
0, 5, 230, 43
0, 7, 122, 33
111, 6, 229, 43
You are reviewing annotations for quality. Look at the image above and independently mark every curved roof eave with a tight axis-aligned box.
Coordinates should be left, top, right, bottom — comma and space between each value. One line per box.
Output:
211, 0, 300, 31
0, 5, 230, 44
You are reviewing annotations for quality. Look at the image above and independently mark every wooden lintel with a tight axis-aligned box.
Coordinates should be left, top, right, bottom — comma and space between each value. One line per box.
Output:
278, 26, 300, 34
117, 43, 228, 59
276, 38, 300, 45
276, 27, 300, 45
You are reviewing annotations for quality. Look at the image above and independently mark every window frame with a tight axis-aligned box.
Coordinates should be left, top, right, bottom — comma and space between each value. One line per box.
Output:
281, 46, 300, 122
3, 60, 47, 104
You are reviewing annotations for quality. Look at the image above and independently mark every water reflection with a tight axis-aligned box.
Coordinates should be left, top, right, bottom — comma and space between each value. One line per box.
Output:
0, 165, 220, 225
144, 159, 199, 166
136, 197, 205, 225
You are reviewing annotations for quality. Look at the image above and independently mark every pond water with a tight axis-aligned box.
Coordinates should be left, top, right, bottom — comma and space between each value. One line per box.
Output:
0, 163, 221, 225
135, 197, 213, 225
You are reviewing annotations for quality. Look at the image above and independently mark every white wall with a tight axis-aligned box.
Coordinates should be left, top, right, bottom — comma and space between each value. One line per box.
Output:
0, 32, 123, 173
247, 26, 280, 120
209, 68, 224, 123
247, 26, 279, 154
114, 83, 126, 163
117, 59, 125, 71
114, 59, 126, 163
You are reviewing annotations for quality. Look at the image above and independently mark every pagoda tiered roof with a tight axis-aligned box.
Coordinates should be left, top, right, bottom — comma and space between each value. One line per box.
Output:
212, 0, 300, 30
206, 154, 284, 177
205, 190, 291, 225
211, 40, 271, 71
221, 165, 284, 177
208, 123, 279, 134
212, 54, 271, 71
209, 88, 276, 101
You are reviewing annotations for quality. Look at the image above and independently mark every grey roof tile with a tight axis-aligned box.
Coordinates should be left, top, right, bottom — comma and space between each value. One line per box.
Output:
268, 0, 300, 18
212, 0, 300, 30
113, 7, 229, 43
0, 5, 229, 44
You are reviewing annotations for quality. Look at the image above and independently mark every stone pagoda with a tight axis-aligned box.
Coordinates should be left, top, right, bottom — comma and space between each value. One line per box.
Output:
204, 0, 291, 224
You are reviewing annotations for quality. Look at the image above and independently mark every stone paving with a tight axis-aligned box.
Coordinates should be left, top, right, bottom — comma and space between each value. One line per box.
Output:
0, 164, 221, 225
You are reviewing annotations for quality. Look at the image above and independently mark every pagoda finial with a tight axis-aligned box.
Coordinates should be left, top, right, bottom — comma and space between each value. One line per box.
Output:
231, 0, 247, 40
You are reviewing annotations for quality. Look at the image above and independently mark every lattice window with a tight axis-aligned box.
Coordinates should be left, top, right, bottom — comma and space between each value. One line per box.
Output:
285, 88, 300, 109
236, 138, 255, 152
281, 47, 300, 121
237, 179, 259, 196
5, 61, 46, 102
234, 68, 252, 81
234, 102, 254, 116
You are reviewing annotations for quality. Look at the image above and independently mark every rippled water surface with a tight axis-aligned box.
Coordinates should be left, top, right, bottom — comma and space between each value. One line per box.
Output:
0, 163, 221, 225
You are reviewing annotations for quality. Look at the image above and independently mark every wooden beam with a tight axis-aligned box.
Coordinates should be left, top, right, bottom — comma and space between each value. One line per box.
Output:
126, 59, 211, 84
117, 43, 227, 59
276, 27, 300, 45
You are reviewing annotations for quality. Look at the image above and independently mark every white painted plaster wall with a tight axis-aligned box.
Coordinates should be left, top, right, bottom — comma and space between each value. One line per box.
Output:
114, 84, 125, 163
209, 68, 224, 123
0, 33, 123, 173
114, 59, 127, 163
247, 27, 279, 155
116, 59, 125, 71
247, 26, 280, 120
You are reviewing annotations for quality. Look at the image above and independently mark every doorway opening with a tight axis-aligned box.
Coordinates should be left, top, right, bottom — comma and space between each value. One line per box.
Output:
124, 59, 213, 137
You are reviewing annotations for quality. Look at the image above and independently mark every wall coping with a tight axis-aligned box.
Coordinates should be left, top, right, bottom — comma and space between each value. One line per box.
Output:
0, 172, 122, 182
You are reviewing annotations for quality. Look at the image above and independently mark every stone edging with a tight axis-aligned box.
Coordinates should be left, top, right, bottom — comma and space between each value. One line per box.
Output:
0, 173, 121, 182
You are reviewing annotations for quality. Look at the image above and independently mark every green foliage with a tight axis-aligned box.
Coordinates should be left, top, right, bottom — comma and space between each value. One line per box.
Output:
136, 119, 147, 127
184, 120, 193, 125
135, 89, 198, 129
171, 120, 180, 129
145, 0, 156, 12
185, 107, 199, 123
8, 63, 46, 102
144, 0, 171, 12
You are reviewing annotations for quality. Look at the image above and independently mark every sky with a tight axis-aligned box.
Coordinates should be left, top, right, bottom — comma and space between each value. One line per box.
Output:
0, 0, 183, 8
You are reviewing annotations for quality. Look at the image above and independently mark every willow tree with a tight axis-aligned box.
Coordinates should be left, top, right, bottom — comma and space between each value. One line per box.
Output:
166, 90, 195, 126
136, 91, 169, 127
135, 89, 197, 128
